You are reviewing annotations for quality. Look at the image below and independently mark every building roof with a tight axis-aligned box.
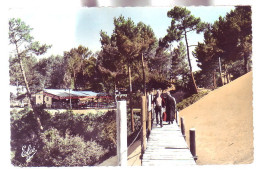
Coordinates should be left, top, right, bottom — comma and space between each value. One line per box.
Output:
42, 89, 110, 100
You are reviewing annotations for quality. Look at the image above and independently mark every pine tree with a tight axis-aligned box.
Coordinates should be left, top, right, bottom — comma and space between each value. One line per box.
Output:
9, 18, 51, 133
163, 7, 207, 94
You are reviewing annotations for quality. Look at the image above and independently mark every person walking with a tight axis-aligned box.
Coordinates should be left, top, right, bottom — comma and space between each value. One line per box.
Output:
165, 91, 176, 124
153, 90, 163, 127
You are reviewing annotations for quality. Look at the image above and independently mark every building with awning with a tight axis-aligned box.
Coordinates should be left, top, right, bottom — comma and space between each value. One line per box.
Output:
35, 89, 113, 108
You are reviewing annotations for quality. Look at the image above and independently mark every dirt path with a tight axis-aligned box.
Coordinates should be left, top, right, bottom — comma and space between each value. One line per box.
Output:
179, 72, 253, 164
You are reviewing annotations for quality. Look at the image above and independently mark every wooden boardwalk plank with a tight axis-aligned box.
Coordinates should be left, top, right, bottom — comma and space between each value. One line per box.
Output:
144, 150, 193, 156
142, 120, 196, 166
146, 144, 188, 148
147, 136, 187, 141
143, 152, 194, 160
142, 159, 196, 166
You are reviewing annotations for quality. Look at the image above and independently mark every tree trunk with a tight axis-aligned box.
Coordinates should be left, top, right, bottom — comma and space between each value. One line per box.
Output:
73, 72, 76, 90
17, 54, 43, 132
225, 71, 228, 84
69, 89, 72, 109
224, 64, 229, 84
114, 82, 117, 103
227, 72, 230, 83
244, 55, 248, 74
184, 31, 198, 94
218, 57, 224, 86
141, 53, 146, 96
213, 71, 217, 89
128, 65, 134, 132
228, 73, 231, 82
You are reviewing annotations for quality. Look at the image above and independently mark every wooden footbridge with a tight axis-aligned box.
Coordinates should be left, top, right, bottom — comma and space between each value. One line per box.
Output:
140, 94, 197, 166
116, 94, 197, 166
142, 120, 196, 166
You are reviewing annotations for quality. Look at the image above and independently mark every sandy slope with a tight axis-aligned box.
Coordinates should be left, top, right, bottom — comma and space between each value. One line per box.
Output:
179, 71, 253, 164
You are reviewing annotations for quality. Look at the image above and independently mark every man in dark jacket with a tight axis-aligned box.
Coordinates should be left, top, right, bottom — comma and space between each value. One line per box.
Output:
165, 91, 176, 124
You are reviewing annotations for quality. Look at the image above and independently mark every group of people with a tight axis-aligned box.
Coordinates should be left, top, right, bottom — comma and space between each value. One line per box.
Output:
152, 89, 177, 128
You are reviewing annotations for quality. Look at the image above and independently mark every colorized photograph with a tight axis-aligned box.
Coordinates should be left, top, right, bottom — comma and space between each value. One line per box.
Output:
8, 0, 253, 167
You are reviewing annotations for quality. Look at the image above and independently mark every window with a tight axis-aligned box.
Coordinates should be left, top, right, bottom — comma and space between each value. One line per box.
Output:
46, 97, 49, 101
38, 96, 41, 99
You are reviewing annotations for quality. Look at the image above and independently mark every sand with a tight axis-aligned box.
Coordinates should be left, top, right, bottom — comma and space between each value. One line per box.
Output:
179, 71, 253, 164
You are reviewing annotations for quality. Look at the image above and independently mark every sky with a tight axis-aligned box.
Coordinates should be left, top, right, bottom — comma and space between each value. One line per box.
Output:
8, 1, 235, 71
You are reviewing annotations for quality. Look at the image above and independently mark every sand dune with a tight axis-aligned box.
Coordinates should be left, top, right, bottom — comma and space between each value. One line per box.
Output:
179, 71, 253, 164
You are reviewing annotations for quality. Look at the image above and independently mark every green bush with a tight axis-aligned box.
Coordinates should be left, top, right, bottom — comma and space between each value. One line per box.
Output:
97, 111, 117, 151
127, 112, 141, 136
46, 110, 117, 151
10, 106, 51, 166
131, 91, 142, 108
32, 128, 108, 166
176, 90, 210, 111
10, 108, 116, 167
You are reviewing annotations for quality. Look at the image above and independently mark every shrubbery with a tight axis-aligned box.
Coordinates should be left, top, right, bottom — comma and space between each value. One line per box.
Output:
10, 107, 116, 166
33, 128, 108, 166
176, 90, 210, 111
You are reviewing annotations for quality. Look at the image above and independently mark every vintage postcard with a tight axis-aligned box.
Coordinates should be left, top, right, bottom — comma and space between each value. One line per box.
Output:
3, 0, 258, 169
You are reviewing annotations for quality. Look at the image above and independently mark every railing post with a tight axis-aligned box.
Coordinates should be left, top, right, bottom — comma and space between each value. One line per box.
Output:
180, 117, 186, 140
176, 110, 179, 126
189, 128, 198, 161
148, 94, 152, 135
151, 94, 154, 127
141, 96, 147, 155
116, 101, 127, 166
